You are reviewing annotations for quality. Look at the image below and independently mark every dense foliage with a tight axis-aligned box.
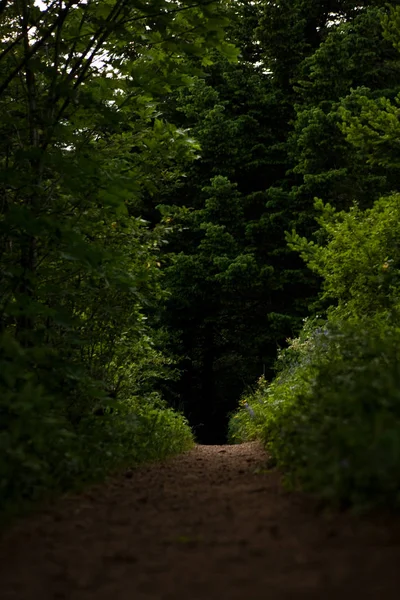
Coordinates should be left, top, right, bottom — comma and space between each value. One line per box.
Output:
228, 2, 400, 509
155, 1, 320, 441
0, 0, 236, 516
229, 194, 400, 508
3, 0, 400, 514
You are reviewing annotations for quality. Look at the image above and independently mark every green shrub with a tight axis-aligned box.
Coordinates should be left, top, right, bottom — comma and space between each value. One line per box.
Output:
227, 377, 269, 444
78, 399, 194, 473
230, 317, 400, 509
287, 194, 400, 321
0, 334, 193, 521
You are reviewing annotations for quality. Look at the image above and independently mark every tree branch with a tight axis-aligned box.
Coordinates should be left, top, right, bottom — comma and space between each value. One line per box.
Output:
0, 0, 77, 96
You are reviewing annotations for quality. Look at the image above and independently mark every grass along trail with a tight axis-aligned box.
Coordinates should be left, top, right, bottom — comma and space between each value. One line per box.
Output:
1, 442, 400, 599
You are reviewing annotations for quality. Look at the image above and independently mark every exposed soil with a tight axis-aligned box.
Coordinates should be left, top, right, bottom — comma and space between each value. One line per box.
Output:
1, 442, 400, 600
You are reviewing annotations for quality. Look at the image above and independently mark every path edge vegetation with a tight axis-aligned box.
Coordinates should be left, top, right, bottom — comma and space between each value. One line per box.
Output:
0, 0, 235, 521
229, 3, 400, 512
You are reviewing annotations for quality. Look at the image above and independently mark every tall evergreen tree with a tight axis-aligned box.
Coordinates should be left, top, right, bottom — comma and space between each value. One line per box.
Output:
155, 0, 400, 442
157, 1, 317, 441
289, 4, 400, 217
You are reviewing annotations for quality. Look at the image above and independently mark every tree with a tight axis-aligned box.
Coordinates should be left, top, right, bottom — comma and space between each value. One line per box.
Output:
155, 1, 319, 442
289, 4, 400, 217
0, 0, 234, 508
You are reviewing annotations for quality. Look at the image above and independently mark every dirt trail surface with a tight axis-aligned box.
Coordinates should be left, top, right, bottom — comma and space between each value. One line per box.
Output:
1, 443, 400, 600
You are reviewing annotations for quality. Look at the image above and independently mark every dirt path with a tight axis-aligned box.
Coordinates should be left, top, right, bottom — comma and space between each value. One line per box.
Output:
1, 443, 400, 600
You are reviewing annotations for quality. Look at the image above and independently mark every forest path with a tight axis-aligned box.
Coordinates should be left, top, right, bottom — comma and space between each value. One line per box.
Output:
1, 442, 400, 600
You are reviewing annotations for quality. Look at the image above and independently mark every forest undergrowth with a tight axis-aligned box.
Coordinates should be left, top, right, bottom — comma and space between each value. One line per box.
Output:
229, 194, 400, 510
